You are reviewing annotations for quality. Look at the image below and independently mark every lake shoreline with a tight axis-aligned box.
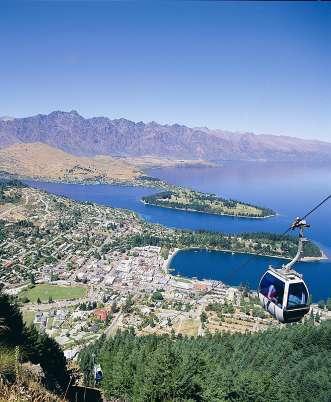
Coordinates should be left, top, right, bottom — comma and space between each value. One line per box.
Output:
24, 179, 325, 263
166, 247, 327, 273
20, 163, 330, 301
21, 175, 159, 188
19, 174, 277, 220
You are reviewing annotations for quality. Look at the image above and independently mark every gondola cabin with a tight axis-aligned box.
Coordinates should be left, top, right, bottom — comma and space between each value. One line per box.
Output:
258, 268, 310, 323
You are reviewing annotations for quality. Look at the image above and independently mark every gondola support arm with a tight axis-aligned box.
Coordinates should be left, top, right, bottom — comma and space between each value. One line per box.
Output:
283, 218, 310, 272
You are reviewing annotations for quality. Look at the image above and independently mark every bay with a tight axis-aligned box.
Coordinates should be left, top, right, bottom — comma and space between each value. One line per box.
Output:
25, 161, 331, 301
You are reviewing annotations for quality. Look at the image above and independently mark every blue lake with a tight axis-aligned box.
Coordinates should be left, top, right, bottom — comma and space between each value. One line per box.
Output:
25, 161, 331, 301
169, 249, 330, 302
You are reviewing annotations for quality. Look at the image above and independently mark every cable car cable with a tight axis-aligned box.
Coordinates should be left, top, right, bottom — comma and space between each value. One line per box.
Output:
282, 194, 331, 235
219, 193, 331, 284
154, 194, 331, 332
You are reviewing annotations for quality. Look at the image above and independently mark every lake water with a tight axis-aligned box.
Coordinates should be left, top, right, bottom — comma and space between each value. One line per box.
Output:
25, 162, 331, 301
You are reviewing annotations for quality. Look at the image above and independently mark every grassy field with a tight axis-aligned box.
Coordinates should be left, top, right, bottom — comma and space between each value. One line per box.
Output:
176, 318, 200, 336
19, 284, 87, 303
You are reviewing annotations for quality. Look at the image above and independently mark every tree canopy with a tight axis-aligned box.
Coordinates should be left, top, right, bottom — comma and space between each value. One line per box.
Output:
0, 292, 68, 392
79, 321, 331, 402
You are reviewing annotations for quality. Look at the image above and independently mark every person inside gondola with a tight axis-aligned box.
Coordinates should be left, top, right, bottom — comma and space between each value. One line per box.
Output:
260, 272, 285, 307
267, 283, 277, 303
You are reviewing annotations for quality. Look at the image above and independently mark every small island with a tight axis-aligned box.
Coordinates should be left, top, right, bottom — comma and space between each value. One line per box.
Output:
142, 189, 275, 218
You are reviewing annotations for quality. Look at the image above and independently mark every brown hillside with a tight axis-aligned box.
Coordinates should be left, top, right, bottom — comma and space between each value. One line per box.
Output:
0, 142, 141, 182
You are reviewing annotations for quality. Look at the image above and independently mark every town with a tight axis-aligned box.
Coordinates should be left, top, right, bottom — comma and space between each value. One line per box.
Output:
1, 180, 330, 362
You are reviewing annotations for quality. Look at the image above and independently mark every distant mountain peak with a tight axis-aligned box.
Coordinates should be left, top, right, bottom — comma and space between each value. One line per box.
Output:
69, 109, 80, 115
194, 126, 210, 132
47, 110, 83, 119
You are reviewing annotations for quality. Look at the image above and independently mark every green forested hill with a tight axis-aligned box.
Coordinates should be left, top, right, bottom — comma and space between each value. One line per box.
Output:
79, 321, 331, 402
112, 230, 322, 259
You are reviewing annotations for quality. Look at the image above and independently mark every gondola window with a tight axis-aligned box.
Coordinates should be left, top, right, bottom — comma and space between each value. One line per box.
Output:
287, 283, 308, 309
259, 272, 285, 307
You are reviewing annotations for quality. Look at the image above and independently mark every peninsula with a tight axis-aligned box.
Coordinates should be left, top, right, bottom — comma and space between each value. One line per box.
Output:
0, 142, 275, 219
142, 189, 275, 218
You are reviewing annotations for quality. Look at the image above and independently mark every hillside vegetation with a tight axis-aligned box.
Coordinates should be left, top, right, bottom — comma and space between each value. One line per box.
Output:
0, 291, 69, 395
0, 358, 63, 402
79, 322, 331, 402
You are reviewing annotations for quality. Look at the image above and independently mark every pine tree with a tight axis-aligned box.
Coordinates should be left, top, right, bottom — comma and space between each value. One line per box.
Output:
0, 293, 24, 346
29, 273, 35, 285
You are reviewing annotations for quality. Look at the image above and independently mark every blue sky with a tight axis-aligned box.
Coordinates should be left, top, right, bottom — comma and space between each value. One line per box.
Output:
0, 1, 330, 141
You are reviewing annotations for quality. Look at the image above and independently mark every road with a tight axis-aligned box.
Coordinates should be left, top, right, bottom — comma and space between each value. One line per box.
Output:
105, 313, 122, 337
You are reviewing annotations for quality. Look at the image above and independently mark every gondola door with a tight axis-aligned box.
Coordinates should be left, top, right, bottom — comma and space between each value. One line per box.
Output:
258, 270, 286, 322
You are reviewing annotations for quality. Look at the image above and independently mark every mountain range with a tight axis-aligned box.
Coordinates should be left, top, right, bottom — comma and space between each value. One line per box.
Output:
0, 110, 330, 163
